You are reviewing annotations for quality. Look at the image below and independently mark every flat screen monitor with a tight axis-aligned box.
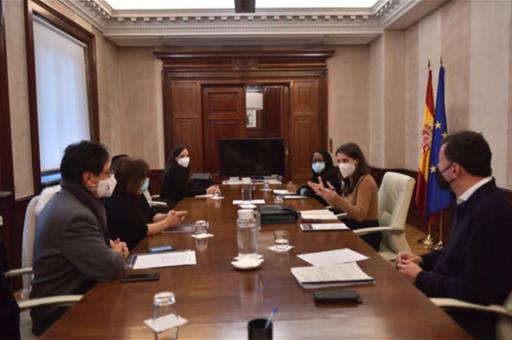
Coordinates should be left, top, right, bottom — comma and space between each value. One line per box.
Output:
219, 138, 285, 177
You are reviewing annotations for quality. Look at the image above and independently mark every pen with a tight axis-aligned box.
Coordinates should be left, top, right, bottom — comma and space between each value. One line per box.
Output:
264, 307, 277, 328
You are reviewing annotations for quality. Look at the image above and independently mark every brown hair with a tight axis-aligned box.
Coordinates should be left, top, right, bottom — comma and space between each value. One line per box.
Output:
112, 157, 149, 196
335, 143, 371, 196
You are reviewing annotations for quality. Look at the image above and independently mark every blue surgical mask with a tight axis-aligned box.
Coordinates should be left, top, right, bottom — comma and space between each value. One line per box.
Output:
312, 161, 326, 174
140, 177, 149, 194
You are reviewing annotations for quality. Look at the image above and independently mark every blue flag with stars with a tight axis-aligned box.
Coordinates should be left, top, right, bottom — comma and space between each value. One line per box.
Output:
426, 65, 454, 220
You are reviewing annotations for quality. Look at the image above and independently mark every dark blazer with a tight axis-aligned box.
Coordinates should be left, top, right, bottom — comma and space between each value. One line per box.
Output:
104, 193, 154, 250
160, 166, 205, 204
416, 179, 512, 339
298, 166, 342, 206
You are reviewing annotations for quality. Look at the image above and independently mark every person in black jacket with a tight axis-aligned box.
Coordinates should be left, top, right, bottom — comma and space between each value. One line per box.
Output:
286, 149, 341, 206
397, 131, 512, 340
160, 145, 218, 205
104, 157, 187, 250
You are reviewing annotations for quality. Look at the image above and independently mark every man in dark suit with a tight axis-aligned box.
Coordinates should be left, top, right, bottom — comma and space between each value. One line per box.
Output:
397, 131, 512, 339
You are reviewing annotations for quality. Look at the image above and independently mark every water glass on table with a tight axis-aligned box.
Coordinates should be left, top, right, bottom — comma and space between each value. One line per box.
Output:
193, 220, 209, 235
152, 291, 179, 340
273, 230, 289, 251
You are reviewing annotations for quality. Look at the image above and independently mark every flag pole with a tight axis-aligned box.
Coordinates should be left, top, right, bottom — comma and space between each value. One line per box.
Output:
419, 223, 435, 249
434, 214, 444, 250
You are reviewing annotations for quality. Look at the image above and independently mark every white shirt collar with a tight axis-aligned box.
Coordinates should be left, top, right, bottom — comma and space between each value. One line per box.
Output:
457, 177, 493, 204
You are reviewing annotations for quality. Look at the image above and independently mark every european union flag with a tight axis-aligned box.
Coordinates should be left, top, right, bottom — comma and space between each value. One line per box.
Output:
426, 65, 455, 220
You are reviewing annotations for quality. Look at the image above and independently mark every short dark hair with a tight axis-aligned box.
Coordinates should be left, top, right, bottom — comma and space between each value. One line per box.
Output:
335, 143, 371, 195
443, 131, 492, 177
112, 157, 149, 196
60, 141, 110, 183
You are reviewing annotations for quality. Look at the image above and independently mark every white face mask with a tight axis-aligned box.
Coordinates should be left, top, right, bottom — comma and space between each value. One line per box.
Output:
312, 161, 326, 174
94, 175, 117, 198
338, 163, 356, 178
177, 156, 190, 168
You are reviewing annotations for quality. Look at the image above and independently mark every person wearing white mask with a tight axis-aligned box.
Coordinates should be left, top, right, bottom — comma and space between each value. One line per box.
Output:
286, 149, 341, 205
160, 145, 219, 205
104, 157, 188, 250
308, 143, 380, 250
30, 141, 127, 336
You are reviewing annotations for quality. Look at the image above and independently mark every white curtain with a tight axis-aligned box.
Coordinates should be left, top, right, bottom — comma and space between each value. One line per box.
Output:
33, 16, 90, 173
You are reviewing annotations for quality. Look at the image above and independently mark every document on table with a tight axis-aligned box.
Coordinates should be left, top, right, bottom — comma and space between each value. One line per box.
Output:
195, 194, 213, 198
232, 199, 266, 205
284, 195, 308, 199
273, 189, 294, 195
300, 223, 349, 231
297, 248, 369, 266
290, 262, 374, 289
299, 209, 338, 221
131, 250, 197, 270
144, 314, 188, 333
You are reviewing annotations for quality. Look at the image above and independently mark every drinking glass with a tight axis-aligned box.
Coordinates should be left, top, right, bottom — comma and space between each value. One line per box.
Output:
273, 230, 289, 251
152, 291, 179, 340
193, 220, 209, 235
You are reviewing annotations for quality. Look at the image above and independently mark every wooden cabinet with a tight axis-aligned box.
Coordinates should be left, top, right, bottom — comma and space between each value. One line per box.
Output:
157, 49, 333, 181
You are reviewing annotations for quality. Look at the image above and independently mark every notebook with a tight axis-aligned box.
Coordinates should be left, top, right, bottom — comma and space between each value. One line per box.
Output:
291, 262, 374, 289
300, 223, 349, 231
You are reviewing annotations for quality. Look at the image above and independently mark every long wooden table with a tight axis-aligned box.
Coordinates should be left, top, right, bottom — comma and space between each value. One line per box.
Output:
42, 185, 469, 339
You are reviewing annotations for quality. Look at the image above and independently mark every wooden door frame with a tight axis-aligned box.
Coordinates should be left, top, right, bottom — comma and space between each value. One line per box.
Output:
0, 0, 17, 270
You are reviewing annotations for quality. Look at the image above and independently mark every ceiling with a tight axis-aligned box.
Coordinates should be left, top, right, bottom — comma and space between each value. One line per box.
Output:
60, 0, 448, 47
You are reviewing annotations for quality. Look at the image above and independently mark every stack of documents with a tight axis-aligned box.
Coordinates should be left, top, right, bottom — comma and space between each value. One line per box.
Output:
300, 223, 349, 231
291, 248, 372, 288
273, 189, 294, 195
291, 262, 374, 289
299, 209, 338, 221
129, 250, 197, 270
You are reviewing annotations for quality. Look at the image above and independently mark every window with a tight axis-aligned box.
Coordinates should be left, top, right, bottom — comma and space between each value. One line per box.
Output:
26, 0, 98, 191
33, 16, 91, 184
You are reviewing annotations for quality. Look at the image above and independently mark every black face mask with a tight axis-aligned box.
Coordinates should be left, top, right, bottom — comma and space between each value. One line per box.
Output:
435, 164, 454, 190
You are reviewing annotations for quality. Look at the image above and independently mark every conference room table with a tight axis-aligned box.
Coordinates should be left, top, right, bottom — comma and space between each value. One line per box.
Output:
42, 184, 469, 339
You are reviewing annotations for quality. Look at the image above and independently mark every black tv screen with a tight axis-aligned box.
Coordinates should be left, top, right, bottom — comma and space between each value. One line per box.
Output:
219, 138, 285, 177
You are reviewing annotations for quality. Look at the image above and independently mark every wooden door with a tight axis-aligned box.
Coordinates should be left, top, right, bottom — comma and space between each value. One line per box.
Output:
289, 79, 322, 183
202, 86, 245, 174
169, 81, 203, 173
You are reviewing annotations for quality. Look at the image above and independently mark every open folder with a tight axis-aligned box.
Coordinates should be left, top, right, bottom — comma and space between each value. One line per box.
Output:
291, 262, 374, 289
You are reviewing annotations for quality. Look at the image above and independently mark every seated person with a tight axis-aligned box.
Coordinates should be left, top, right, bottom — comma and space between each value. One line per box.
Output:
397, 131, 512, 340
308, 143, 381, 250
286, 149, 341, 205
160, 145, 218, 205
104, 157, 188, 250
30, 141, 128, 336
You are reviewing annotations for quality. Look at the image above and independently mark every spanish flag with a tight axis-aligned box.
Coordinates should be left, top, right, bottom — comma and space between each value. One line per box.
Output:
415, 64, 434, 220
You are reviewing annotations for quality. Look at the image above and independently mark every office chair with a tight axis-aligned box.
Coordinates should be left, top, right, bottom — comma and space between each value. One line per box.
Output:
3, 189, 82, 339
431, 291, 512, 340
353, 172, 415, 261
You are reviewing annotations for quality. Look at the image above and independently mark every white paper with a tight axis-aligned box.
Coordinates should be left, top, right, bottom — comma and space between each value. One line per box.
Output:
290, 262, 373, 289
144, 314, 188, 333
297, 248, 369, 266
195, 194, 213, 198
190, 233, 214, 239
232, 199, 266, 205
299, 209, 338, 220
300, 223, 349, 231
133, 250, 197, 270
283, 195, 308, 199
273, 189, 294, 195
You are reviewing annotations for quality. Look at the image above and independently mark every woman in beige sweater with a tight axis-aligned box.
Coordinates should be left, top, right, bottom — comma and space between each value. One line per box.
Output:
308, 143, 381, 250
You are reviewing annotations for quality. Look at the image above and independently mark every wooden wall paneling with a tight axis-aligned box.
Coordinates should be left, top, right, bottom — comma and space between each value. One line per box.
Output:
170, 81, 203, 173
202, 86, 245, 173
289, 79, 321, 183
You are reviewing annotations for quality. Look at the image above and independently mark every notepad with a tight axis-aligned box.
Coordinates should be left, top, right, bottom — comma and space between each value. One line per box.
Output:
232, 199, 266, 205
131, 250, 197, 270
273, 189, 294, 195
300, 223, 349, 231
291, 262, 374, 289
283, 195, 308, 199
297, 248, 369, 266
162, 223, 194, 233
299, 209, 338, 221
